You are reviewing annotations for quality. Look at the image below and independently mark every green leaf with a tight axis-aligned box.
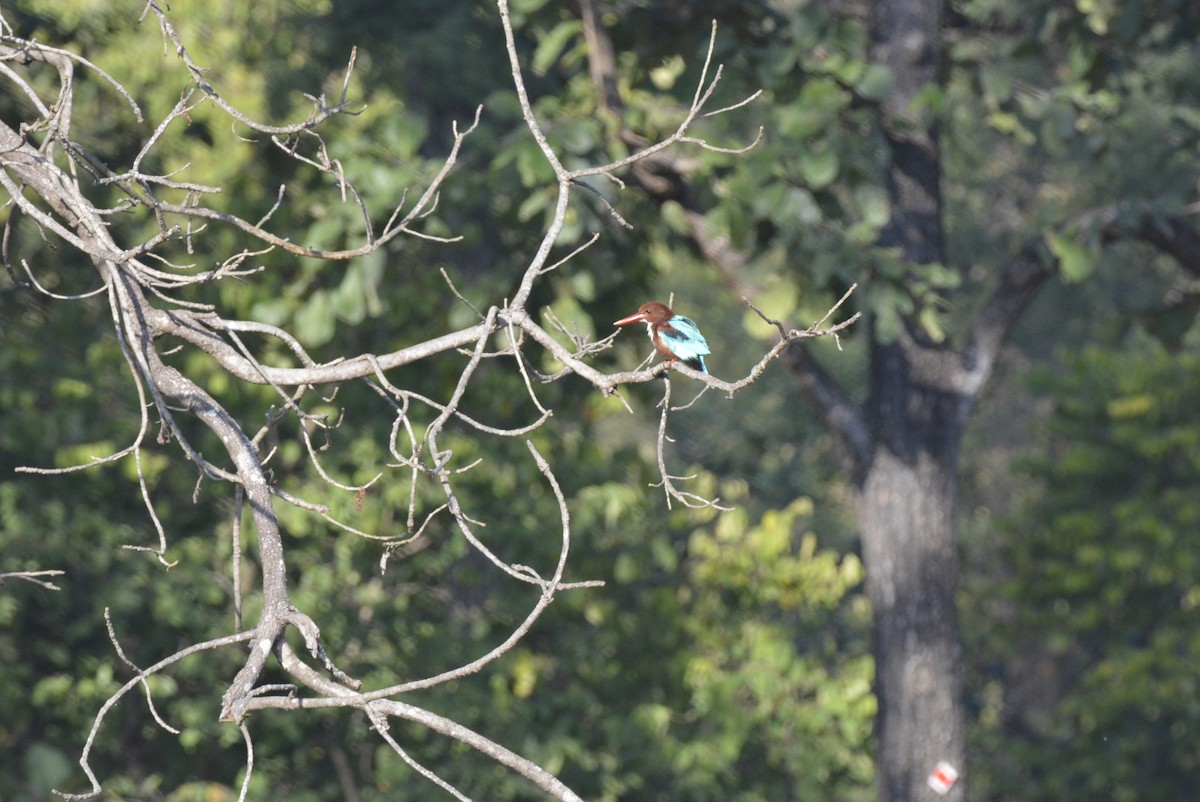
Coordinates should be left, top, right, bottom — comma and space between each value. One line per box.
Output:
917, 306, 947, 343
569, 269, 595, 302
873, 301, 902, 344
1077, 0, 1116, 35
650, 55, 686, 90
532, 20, 582, 76
357, 249, 385, 318
553, 118, 600, 155
913, 83, 947, 117
517, 187, 552, 221
1106, 393, 1154, 419
855, 63, 894, 101
249, 296, 294, 327
800, 147, 840, 189
986, 110, 1036, 145
979, 64, 1013, 104
295, 290, 335, 346
661, 200, 692, 235
514, 138, 556, 186
507, 0, 554, 25
777, 79, 851, 140
1046, 231, 1097, 282
24, 743, 73, 796
855, 185, 891, 229
330, 265, 366, 325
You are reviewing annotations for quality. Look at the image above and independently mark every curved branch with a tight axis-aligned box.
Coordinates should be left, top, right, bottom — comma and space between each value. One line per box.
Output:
365, 442, 581, 698
142, 105, 481, 262
260, 642, 586, 802
958, 205, 1200, 401
53, 631, 255, 801
141, 1, 348, 136
958, 242, 1053, 397
784, 343, 873, 473
1128, 211, 1200, 278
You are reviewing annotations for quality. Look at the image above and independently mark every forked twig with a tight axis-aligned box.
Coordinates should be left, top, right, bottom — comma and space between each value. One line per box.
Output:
0, 569, 66, 590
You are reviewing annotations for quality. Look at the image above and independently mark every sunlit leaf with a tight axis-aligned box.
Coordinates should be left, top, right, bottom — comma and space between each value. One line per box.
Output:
532, 20, 582, 75
1046, 231, 1096, 282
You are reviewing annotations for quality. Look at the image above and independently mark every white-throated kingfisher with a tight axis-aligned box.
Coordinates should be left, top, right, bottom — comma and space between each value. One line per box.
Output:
614, 301, 711, 374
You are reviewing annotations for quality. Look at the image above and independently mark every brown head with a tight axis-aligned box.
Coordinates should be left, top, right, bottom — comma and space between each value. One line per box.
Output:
613, 301, 674, 327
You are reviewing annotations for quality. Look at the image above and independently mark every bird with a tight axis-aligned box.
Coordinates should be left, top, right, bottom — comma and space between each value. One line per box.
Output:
614, 301, 711, 374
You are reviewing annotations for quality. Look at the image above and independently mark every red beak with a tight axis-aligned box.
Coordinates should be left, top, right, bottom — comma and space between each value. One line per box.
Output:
614, 311, 647, 326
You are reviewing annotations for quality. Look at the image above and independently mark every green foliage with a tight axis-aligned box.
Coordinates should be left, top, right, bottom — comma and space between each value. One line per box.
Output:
1045, 230, 1097, 283
968, 332, 1200, 800
0, 290, 244, 799
683, 499, 874, 800
416, 476, 874, 802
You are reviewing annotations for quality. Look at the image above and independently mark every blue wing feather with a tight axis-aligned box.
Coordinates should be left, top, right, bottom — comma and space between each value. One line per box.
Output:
659, 316, 710, 372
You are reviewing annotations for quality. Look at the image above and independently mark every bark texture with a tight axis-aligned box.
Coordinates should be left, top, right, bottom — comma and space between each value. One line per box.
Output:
861, 1, 966, 798
857, 371, 966, 802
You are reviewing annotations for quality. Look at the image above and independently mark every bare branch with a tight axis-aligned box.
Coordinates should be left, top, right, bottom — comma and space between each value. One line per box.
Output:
651, 379, 732, 511
257, 642, 588, 802
0, 569, 65, 591
2, 2, 853, 798
235, 723, 255, 802
567, 20, 763, 180
53, 631, 255, 801
0, 36, 143, 122
141, 1, 350, 136
369, 709, 472, 802
104, 609, 180, 735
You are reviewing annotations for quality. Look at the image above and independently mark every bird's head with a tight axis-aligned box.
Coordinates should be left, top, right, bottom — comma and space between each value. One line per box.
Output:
614, 301, 673, 327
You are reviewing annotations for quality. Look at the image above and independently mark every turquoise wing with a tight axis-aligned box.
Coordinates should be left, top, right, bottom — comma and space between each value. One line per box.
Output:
659, 316, 710, 371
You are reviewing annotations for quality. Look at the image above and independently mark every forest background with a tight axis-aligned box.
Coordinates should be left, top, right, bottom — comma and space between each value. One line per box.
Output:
2, 0, 1199, 800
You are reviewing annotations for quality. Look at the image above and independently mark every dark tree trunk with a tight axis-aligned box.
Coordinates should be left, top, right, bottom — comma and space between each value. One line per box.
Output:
858, 345, 967, 802
862, 1, 966, 799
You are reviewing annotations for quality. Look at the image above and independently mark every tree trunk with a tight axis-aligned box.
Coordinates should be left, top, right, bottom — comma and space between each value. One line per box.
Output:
864, 0, 964, 798
574, 1, 972, 796
858, 342, 966, 802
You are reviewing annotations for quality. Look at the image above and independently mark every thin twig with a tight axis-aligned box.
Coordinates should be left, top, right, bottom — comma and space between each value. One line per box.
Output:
0, 570, 65, 590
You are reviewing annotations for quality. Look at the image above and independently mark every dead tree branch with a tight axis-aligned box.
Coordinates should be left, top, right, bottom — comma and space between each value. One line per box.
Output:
0, 0, 858, 798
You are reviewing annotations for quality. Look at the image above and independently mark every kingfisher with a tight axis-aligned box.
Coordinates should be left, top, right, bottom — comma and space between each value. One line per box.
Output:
614, 301, 711, 374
